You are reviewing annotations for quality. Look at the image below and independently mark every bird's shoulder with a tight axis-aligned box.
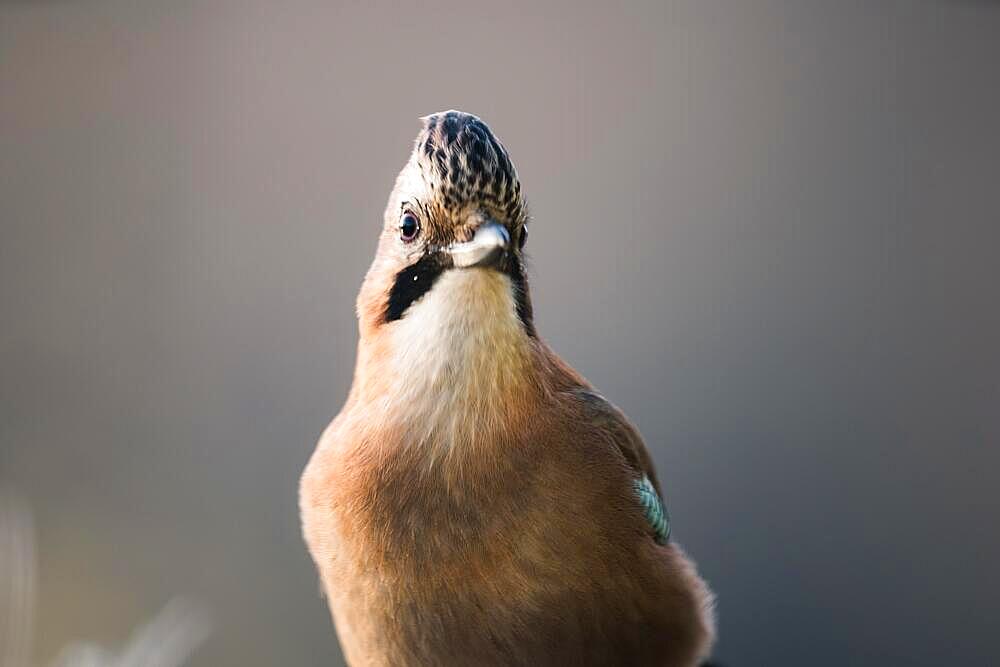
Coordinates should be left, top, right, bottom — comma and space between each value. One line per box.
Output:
554, 386, 663, 497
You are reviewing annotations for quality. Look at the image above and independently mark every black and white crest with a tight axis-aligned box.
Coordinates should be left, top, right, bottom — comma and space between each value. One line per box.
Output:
413, 111, 526, 224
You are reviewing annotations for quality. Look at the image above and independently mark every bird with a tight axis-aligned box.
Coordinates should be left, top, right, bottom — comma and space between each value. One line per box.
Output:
299, 110, 715, 666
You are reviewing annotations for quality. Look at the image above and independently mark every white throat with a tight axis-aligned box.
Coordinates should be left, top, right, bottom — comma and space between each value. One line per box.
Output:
386, 268, 532, 447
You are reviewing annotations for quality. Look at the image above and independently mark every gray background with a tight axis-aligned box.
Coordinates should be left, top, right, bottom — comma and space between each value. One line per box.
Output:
2, 1, 999, 665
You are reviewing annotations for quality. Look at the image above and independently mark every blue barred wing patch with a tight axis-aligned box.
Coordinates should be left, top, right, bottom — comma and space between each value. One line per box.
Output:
633, 475, 670, 544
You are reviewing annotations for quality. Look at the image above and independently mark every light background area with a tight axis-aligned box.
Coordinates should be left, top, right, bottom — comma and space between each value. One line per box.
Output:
2, 1, 999, 665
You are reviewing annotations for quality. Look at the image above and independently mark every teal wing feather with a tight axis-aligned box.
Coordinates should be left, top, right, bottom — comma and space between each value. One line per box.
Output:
633, 475, 671, 544
568, 389, 672, 545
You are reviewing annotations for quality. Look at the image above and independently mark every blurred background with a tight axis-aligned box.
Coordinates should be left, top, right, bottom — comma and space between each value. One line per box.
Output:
2, 1, 999, 665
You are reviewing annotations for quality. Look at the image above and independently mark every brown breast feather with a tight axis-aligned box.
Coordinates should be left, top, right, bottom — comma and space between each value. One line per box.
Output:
300, 341, 715, 666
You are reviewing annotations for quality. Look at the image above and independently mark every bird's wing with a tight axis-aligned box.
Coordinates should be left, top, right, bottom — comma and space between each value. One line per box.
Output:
569, 388, 671, 544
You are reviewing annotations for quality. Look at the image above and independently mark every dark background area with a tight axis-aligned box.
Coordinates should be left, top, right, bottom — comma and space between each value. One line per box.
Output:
2, 1, 999, 665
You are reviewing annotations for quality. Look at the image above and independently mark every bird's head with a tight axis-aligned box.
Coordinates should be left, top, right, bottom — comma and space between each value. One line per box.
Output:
357, 111, 534, 341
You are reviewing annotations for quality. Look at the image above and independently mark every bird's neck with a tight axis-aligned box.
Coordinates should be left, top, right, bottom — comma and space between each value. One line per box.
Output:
354, 269, 540, 452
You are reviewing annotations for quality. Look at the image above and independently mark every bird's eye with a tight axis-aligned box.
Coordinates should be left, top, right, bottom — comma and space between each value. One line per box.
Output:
400, 212, 420, 243
518, 224, 528, 250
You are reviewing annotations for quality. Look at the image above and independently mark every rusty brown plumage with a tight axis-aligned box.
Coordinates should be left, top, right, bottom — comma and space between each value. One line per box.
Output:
300, 111, 715, 666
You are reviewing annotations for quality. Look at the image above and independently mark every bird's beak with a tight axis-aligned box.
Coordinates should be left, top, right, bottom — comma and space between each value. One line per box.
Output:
445, 220, 510, 269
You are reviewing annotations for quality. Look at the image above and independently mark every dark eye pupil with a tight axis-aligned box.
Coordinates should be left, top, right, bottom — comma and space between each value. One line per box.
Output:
400, 214, 419, 241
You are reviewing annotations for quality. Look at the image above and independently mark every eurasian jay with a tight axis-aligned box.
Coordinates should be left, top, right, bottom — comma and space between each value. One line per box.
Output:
300, 110, 715, 666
